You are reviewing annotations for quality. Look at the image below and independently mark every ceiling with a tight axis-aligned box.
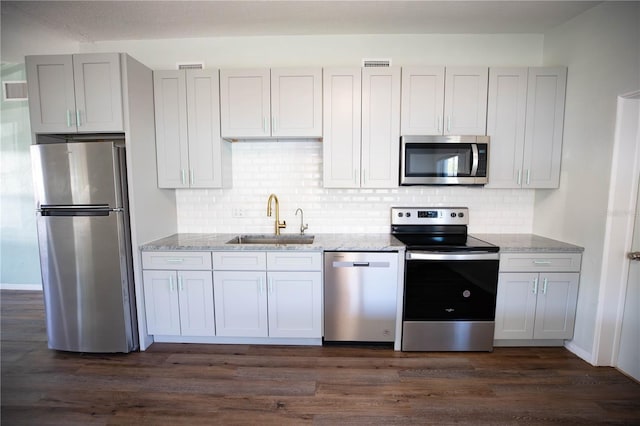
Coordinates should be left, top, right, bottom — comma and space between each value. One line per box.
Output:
2, 0, 602, 42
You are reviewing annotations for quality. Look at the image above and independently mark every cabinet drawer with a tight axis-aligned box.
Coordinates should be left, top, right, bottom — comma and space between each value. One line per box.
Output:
213, 251, 267, 270
499, 252, 582, 272
142, 251, 212, 270
267, 251, 322, 271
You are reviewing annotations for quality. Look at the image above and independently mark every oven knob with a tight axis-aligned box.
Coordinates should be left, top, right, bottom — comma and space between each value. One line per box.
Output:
398, 212, 403, 217
406, 212, 411, 217
450, 212, 457, 218
458, 212, 465, 218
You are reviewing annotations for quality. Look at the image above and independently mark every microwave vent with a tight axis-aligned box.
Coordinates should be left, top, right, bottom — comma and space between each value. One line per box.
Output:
177, 62, 205, 70
362, 59, 391, 68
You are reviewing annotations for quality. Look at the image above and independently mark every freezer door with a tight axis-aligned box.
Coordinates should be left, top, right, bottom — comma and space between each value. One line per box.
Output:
36, 211, 136, 352
31, 141, 121, 207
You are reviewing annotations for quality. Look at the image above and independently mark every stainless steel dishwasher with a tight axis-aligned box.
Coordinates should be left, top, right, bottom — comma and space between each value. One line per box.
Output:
324, 252, 399, 342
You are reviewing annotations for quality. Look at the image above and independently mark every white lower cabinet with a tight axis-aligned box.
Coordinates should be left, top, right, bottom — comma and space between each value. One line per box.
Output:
142, 270, 215, 337
141, 252, 215, 337
494, 253, 581, 343
213, 251, 322, 339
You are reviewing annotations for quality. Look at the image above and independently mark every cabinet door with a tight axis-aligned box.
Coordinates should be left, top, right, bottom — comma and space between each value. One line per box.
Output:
522, 67, 567, 188
220, 69, 271, 138
400, 66, 445, 135
485, 68, 528, 188
494, 272, 538, 340
186, 69, 224, 188
142, 270, 181, 336
72, 53, 123, 132
26, 55, 76, 133
153, 70, 190, 188
322, 68, 362, 188
213, 271, 268, 337
533, 272, 579, 339
178, 271, 215, 336
271, 68, 322, 137
267, 271, 322, 338
443, 67, 488, 135
361, 67, 401, 188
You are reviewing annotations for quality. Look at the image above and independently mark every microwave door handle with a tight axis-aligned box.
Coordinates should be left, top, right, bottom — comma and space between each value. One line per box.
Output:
471, 144, 479, 176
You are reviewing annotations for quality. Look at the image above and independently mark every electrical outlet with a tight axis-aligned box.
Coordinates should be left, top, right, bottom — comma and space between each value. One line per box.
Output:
232, 208, 246, 218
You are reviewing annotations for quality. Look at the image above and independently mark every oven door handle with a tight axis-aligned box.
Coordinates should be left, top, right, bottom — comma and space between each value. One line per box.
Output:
406, 252, 500, 261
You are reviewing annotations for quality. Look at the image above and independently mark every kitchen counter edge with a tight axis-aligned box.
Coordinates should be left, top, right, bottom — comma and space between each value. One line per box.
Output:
473, 233, 584, 253
140, 233, 405, 252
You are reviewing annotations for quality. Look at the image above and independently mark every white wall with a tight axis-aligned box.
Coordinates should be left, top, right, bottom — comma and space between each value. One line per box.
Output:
84, 33, 543, 69
538, 2, 640, 360
86, 33, 543, 236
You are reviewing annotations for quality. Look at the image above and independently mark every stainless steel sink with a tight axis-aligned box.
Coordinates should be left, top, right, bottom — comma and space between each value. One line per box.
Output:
226, 234, 315, 245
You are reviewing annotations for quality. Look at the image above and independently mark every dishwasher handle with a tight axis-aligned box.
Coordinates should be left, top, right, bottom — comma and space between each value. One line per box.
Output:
332, 261, 390, 268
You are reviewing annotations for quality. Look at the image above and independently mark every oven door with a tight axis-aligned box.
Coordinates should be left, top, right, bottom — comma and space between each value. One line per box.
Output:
400, 139, 488, 185
402, 251, 499, 351
403, 252, 499, 321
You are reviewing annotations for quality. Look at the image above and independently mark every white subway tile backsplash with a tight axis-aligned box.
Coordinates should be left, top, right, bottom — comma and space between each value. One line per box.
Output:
176, 142, 535, 234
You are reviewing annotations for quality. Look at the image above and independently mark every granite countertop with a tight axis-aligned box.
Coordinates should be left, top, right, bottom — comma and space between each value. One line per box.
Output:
140, 233, 405, 252
141, 232, 583, 253
473, 233, 584, 253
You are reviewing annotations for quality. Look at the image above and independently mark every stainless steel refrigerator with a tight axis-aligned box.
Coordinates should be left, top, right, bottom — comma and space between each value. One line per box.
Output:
31, 137, 138, 353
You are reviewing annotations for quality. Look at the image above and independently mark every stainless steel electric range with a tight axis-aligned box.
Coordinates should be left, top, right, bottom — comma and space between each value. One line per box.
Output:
391, 207, 500, 351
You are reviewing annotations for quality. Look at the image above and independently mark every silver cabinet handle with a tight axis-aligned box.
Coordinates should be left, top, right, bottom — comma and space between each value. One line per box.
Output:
517, 169, 522, 186
437, 115, 441, 133
526, 169, 531, 185
542, 277, 548, 295
447, 116, 452, 133
169, 275, 175, 292
533, 260, 552, 265
166, 258, 184, 264
190, 170, 194, 186
66, 110, 73, 128
272, 116, 277, 132
532, 277, 538, 294
181, 169, 186, 185
263, 117, 267, 133
76, 110, 82, 127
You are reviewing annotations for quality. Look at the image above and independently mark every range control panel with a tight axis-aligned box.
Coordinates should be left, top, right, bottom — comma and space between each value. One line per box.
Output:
391, 207, 469, 226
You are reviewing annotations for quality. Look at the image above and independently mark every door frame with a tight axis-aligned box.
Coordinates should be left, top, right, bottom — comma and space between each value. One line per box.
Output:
592, 90, 640, 366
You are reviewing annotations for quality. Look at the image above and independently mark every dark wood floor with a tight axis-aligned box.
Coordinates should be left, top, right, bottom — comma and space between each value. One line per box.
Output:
2, 290, 639, 425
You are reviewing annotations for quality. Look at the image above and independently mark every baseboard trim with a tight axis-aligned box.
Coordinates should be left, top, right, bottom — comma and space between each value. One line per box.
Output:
0, 283, 42, 291
564, 340, 594, 365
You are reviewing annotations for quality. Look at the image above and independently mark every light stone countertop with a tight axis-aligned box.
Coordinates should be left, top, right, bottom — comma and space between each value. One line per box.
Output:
472, 233, 584, 253
141, 232, 583, 253
140, 233, 405, 252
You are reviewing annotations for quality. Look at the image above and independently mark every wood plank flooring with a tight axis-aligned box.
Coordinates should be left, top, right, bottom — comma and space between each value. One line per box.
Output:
2, 290, 639, 425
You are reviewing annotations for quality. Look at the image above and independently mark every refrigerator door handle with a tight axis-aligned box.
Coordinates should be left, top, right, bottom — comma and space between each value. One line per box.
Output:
38, 205, 119, 217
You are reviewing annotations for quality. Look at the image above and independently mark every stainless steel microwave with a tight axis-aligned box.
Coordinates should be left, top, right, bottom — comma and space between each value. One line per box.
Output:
400, 135, 489, 185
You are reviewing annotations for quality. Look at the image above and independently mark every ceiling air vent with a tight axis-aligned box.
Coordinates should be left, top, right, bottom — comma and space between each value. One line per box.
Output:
177, 62, 205, 70
3, 81, 28, 101
362, 59, 392, 68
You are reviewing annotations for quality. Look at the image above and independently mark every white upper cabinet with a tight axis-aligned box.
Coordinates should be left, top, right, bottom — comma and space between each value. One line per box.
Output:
485, 67, 528, 188
271, 68, 322, 137
153, 69, 229, 189
522, 67, 567, 188
26, 53, 123, 133
400, 66, 445, 135
323, 67, 400, 189
322, 68, 362, 188
486, 67, 567, 189
443, 66, 489, 135
400, 66, 487, 135
361, 67, 401, 188
220, 68, 322, 139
